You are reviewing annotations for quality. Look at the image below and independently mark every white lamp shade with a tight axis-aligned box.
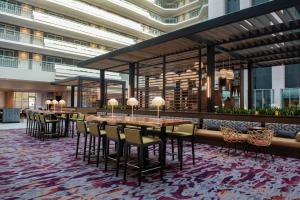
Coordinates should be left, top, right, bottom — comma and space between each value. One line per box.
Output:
52, 100, 58, 105
59, 100, 66, 105
45, 100, 51, 105
108, 98, 118, 106
226, 69, 234, 80
151, 96, 165, 107
219, 68, 227, 79
127, 97, 139, 106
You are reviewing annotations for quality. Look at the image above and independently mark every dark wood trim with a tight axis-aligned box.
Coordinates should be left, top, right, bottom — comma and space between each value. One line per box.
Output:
198, 46, 202, 112
207, 44, 215, 112
247, 62, 253, 110
100, 69, 105, 108
129, 62, 135, 98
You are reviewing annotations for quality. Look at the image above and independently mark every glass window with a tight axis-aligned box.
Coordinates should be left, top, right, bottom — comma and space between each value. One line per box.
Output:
253, 89, 274, 109
74, 40, 89, 46
252, 0, 269, 6
285, 64, 300, 88
226, 0, 240, 14
46, 56, 62, 64
46, 33, 63, 41
0, 48, 14, 57
253, 67, 272, 89
281, 88, 300, 108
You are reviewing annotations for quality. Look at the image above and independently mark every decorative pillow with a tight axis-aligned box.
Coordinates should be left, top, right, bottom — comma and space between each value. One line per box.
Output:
204, 119, 221, 131
296, 132, 300, 142
276, 130, 297, 139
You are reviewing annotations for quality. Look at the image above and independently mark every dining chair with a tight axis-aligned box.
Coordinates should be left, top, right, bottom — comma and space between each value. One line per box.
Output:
76, 120, 89, 161
70, 113, 78, 138
104, 125, 125, 177
167, 124, 196, 170
247, 129, 274, 160
220, 126, 247, 155
123, 128, 163, 186
87, 122, 107, 167
38, 114, 60, 140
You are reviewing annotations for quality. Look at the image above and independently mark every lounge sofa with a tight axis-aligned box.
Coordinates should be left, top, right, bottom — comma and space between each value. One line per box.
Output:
196, 119, 300, 149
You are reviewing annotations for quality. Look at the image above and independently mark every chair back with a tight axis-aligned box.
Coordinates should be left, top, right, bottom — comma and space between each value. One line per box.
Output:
221, 126, 244, 143
71, 113, 78, 119
248, 129, 273, 146
77, 120, 88, 135
124, 128, 142, 145
175, 124, 196, 135
77, 113, 85, 121
61, 114, 66, 118
88, 123, 100, 137
166, 125, 174, 132
38, 114, 45, 124
105, 125, 119, 140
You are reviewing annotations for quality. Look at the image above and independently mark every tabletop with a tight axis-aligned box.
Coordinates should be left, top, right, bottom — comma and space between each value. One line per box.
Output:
86, 115, 192, 127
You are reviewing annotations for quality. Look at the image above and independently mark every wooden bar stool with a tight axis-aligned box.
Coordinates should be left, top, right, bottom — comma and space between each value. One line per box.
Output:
75, 120, 89, 161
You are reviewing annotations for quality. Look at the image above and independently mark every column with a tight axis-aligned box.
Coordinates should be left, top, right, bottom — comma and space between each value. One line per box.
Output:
247, 62, 253, 110
145, 76, 149, 108
208, 0, 225, 19
136, 63, 139, 100
100, 69, 105, 108
198, 47, 202, 112
239, 65, 244, 109
207, 44, 215, 112
71, 86, 75, 107
128, 63, 135, 98
77, 79, 82, 108
272, 65, 285, 108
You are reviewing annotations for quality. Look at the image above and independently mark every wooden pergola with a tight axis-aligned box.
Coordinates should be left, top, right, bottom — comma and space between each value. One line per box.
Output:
79, 0, 300, 111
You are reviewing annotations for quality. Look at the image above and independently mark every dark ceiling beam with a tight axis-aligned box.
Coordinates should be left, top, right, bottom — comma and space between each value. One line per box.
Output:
229, 32, 300, 52
216, 19, 300, 45
244, 45, 300, 58
252, 52, 300, 62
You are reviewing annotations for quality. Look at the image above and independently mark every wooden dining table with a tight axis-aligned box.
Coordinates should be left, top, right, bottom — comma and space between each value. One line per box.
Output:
86, 115, 192, 166
36, 110, 77, 136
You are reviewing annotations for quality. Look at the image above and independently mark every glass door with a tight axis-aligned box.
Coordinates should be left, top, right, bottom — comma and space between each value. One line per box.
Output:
28, 96, 36, 109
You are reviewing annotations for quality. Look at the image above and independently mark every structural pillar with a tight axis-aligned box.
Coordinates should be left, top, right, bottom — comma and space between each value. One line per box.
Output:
239, 64, 244, 109
207, 44, 215, 112
100, 69, 105, 108
198, 47, 202, 112
129, 63, 135, 98
145, 76, 149, 108
70, 86, 75, 107
162, 56, 166, 111
77, 79, 82, 108
247, 62, 253, 110
136, 63, 139, 100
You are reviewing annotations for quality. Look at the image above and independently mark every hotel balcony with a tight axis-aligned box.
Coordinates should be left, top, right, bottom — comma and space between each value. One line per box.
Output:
20, 0, 163, 39
0, 1, 136, 48
86, 0, 208, 31
0, 56, 55, 82
0, 29, 108, 60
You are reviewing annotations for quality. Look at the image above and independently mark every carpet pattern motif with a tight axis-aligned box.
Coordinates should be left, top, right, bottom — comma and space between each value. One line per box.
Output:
0, 129, 300, 200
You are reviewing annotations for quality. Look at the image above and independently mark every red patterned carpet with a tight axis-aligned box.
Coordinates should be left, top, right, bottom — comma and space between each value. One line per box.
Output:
0, 129, 300, 200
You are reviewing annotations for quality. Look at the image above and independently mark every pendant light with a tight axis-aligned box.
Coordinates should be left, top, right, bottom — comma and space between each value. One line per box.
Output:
219, 61, 227, 79
226, 56, 234, 80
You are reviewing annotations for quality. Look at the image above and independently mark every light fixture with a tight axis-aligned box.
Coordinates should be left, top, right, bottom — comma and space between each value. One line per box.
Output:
45, 100, 51, 111
59, 100, 66, 111
226, 69, 234, 80
52, 100, 58, 112
108, 98, 118, 117
151, 96, 165, 118
127, 97, 138, 118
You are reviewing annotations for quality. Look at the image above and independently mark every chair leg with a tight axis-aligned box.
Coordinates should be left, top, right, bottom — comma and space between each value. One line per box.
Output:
102, 136, 106, 157
96, 137, 101, 167
75, 132, 80, 159
171, 138, 175, 160
116, 142, 120, 177
88, 135, 92, 164
159, 143, 163, 181
179, 139, 183, 170
123, 143, 128, 181
138, 146, 143, 186
104, 139, 109, 172
83, 134, 88, 161
153, 144, 156, 155
191, 137, 195, 165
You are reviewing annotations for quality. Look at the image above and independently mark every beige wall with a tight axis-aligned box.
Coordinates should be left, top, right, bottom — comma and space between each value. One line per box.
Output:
0, 91, 4, 108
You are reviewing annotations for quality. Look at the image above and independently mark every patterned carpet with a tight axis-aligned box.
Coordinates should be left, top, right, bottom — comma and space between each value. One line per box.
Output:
0, 129, 300, 200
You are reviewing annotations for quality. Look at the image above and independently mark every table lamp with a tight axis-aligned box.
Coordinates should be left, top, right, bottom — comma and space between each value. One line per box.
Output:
45, 100, 51, 111
127, 97, 138, 118
52, 100, 58, 112
108, 98, 118, 117
59, 99, 66, 111
151, 96, 165, 118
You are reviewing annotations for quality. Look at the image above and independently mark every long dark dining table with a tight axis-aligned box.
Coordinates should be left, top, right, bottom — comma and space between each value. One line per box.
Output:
35, 110, 77, 136
86, 115, 192, 166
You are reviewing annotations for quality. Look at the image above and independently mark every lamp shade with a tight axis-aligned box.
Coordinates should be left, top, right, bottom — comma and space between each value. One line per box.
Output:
226, 69, 234, 80
59, 99, 66, 105
45, 100, 51, 105
127, 97, 138, 106
151, 96, 165, 107
108, 98, 118, 106
219, 68, 227, 79
52, 100, 58, 105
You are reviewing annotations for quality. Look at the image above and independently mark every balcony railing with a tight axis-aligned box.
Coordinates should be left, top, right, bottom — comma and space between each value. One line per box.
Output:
0, 1, 31, 17
0, 56, 55, 72
0, 29, 43, 45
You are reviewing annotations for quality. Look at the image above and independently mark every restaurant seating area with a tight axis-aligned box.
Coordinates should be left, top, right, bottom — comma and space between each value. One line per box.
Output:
1, 128, 300, 199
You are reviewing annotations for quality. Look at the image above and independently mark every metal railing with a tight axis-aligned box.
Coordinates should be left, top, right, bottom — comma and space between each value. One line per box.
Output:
0, 29, 44, 45
0, 1, 32, 17
41, 62, 55, 72
0, 56, 18, 68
